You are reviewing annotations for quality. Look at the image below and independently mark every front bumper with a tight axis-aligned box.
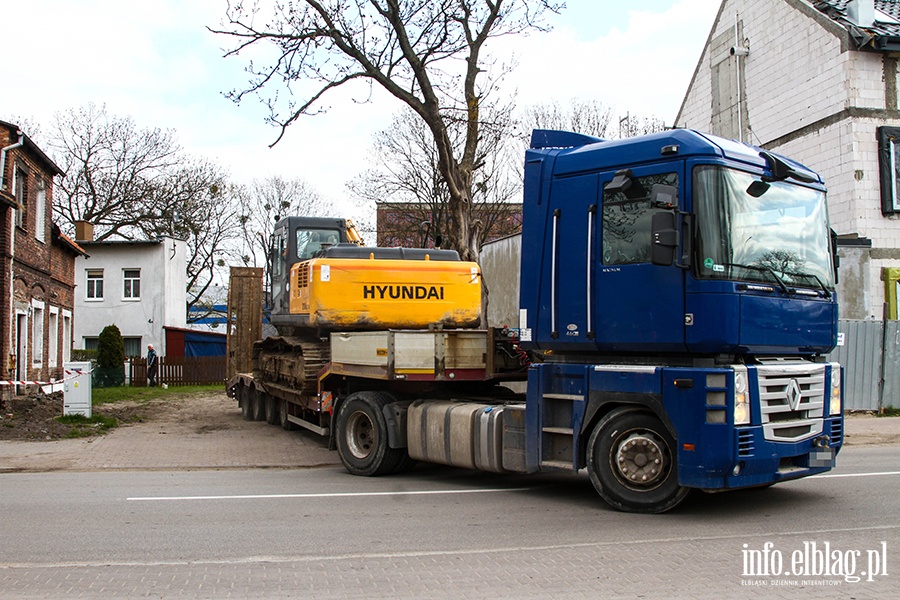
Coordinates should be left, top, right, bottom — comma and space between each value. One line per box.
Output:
678, 417, 843, 490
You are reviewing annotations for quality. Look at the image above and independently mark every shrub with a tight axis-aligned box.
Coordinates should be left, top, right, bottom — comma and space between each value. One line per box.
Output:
93, 324, 125, 387
97, 325, 125, 368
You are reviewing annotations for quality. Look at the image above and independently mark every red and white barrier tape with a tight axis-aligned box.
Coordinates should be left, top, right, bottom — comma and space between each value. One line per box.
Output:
0, 368, 92, 388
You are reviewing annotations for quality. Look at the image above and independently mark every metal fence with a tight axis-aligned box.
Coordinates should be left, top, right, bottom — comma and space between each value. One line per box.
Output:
826, 320, 900, 411
129, 356, 227, 387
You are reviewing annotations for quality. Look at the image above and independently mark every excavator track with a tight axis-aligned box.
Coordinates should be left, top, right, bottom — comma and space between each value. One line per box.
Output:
252, 335, 330, 397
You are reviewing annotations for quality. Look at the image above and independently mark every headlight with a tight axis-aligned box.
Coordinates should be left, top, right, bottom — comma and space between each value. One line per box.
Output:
830, 363, 842, 416
733, 366, 750, 425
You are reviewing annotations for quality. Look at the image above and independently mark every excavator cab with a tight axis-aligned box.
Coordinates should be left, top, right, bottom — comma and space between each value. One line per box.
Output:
270, 217, 359, 332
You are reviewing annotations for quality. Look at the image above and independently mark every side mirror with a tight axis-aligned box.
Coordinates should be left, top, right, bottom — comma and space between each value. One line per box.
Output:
831, 228, 840, 284
651, 211, 678, 266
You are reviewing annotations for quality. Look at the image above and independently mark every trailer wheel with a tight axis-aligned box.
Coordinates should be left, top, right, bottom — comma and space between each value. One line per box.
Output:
280, 398, 298, 431
336, 392, 405, 476
239, 385, 254, 421
251, 387, 266, 421
586, 408, 689, 513
265, 394, 281, 426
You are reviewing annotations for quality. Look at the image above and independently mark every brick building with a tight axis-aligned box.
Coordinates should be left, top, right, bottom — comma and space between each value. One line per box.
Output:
0, 120, 86, 391
675, 0, 900, 320
375, 201, 523, 249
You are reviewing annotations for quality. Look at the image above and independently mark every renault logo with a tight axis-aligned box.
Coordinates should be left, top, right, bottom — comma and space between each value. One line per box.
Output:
786, 379, 802, 411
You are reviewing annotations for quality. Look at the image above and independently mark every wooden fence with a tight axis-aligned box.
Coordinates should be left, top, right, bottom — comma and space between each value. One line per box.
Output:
129, 356, 227, 387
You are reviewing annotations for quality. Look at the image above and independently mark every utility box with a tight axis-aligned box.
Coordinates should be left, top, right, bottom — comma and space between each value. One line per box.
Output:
63, 362, 92, 417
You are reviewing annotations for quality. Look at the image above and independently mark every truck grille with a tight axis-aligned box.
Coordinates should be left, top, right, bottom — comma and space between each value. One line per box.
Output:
756, 363, 824, 442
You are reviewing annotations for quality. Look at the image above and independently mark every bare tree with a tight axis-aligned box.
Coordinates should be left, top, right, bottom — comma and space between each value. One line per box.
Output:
235, 175, 338, 293
213, 0, 561, 260
518, 99, 617, 140
49, 104, 183, 240
617, 113, 667, 139
47, 103, 241, 316
349, 105, 520, 249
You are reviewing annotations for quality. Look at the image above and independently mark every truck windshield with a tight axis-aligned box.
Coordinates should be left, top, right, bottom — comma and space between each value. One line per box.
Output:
694, 165, 835, 290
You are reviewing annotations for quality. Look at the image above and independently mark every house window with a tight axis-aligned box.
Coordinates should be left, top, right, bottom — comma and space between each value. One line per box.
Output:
48, 307, 59, 368
14, 165, 27, 229
86, 269, 104, 300
123, 269, 141, 299
62, 310, 72, 364
84, 336, 142, 358
35, 178, 46, 242
877, 126, 900, 214
123, 337, 142, 358
32, 301, 44, 366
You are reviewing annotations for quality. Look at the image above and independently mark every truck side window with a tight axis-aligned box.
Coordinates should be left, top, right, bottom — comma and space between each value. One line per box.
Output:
602, 172, 678, 265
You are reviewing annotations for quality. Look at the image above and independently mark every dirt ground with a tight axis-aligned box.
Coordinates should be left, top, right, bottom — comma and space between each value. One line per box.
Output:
0, 389, 233, 441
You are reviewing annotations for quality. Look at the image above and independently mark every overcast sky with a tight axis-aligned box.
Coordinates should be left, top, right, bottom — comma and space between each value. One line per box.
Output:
2, 0, 720, 214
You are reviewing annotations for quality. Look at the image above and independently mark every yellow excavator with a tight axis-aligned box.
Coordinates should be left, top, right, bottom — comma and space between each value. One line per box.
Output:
254, 216, 483, 396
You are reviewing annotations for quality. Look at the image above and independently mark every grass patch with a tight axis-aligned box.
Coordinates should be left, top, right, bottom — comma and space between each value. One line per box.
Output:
91, 384, 226, 406
55, 414, 119, 438
879, 406, 900, 417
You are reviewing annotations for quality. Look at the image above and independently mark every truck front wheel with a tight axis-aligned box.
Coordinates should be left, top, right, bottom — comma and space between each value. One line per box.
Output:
586, 408, 689, 513
336, 392, 405, 476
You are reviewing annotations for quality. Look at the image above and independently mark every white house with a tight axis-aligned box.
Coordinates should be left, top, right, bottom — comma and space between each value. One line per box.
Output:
675, 0, 900, 320
73, 222, 186, 356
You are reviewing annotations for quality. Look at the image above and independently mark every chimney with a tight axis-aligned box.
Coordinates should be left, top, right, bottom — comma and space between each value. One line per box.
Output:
847, 0, 875, 27
75, 221, 94, 242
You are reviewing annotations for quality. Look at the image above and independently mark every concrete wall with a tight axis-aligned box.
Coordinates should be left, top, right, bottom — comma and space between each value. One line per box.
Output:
479, 234, 521, 329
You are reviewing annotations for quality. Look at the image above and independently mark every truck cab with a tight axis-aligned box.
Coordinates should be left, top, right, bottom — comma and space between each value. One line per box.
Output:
519, 129, 843, 512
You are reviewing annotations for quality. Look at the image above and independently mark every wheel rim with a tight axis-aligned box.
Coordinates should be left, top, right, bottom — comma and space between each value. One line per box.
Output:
610, 429, 669, 491
345, 410, 376, 460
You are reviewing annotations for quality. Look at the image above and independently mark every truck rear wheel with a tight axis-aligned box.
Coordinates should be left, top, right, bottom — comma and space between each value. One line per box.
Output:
336, 392, 405, 476
251, 387, 266, 421
265, 394, 281, 426
239, 385, 254, 421
280, 398, 298, 430
586, 408, 689, 513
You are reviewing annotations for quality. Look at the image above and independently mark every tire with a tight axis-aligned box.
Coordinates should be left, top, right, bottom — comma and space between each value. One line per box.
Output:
281, 398, 298, 430
586, 408, 689, 513
251, 387, 266, 421
239, 385, 254, 421
265, 394, 281, 426
336, 391, 405, 476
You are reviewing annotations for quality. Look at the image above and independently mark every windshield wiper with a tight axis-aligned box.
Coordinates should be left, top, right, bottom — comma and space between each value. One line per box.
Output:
722, 263, 793, 296
783, 270, 832, 299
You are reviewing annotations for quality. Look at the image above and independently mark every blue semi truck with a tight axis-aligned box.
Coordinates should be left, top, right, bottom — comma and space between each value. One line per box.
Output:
230, 128, 843, 513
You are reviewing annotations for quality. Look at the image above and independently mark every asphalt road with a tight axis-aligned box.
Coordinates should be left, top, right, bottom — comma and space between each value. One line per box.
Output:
1, 445, 897, 599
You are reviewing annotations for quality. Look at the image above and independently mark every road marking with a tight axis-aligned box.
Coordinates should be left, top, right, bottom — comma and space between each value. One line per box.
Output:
2, 524, 897, 571
815, 470, 900, 479
127, 487, 535, 501
126, 469, 900, 501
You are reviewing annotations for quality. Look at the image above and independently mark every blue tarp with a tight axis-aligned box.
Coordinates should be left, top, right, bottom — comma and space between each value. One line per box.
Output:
184, 330, 226, 357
